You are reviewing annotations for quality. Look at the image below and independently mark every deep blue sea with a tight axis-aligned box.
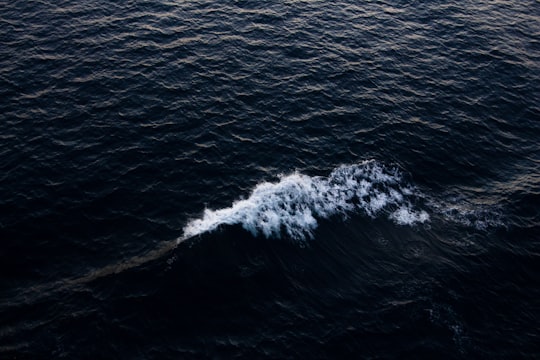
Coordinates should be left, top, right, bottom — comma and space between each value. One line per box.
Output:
1, 0, 539, 358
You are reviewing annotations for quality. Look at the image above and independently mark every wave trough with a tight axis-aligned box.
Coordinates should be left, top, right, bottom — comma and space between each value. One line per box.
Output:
179, 161, 429, 243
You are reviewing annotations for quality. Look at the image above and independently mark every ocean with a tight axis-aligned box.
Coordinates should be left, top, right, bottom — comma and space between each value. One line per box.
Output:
1, 0, 539, 358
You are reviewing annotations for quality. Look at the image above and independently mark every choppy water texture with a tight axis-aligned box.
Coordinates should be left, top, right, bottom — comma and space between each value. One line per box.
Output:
1, 0, 539, 358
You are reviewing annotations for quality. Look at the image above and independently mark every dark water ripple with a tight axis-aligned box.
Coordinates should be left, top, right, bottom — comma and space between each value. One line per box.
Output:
1, 0, 539, 358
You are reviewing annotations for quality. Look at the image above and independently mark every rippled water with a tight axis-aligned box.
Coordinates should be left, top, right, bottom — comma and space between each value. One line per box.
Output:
1, 0, 539, 358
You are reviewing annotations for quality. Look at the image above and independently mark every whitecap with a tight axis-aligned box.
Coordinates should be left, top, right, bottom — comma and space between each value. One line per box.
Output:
178, 160, 429, 243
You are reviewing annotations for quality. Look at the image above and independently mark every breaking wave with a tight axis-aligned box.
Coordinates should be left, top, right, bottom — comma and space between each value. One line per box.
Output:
178, 160, 429, 243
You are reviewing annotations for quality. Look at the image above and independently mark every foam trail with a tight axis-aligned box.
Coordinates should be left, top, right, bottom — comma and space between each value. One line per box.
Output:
429, 199, 505, 230
178, 160, 429, 243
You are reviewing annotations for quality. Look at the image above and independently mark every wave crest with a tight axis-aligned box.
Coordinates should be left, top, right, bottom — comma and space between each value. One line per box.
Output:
178, 160, 429, 243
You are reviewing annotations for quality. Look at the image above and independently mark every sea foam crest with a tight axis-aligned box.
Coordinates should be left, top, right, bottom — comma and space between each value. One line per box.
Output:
178, 160, 429, 243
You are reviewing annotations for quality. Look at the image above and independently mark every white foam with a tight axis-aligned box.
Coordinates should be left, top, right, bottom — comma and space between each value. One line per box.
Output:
390, 206, 430, 225
178, 160, 430, 243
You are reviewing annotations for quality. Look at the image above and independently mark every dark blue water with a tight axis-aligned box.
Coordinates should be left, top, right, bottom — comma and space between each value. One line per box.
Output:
1, 0, 539, 358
